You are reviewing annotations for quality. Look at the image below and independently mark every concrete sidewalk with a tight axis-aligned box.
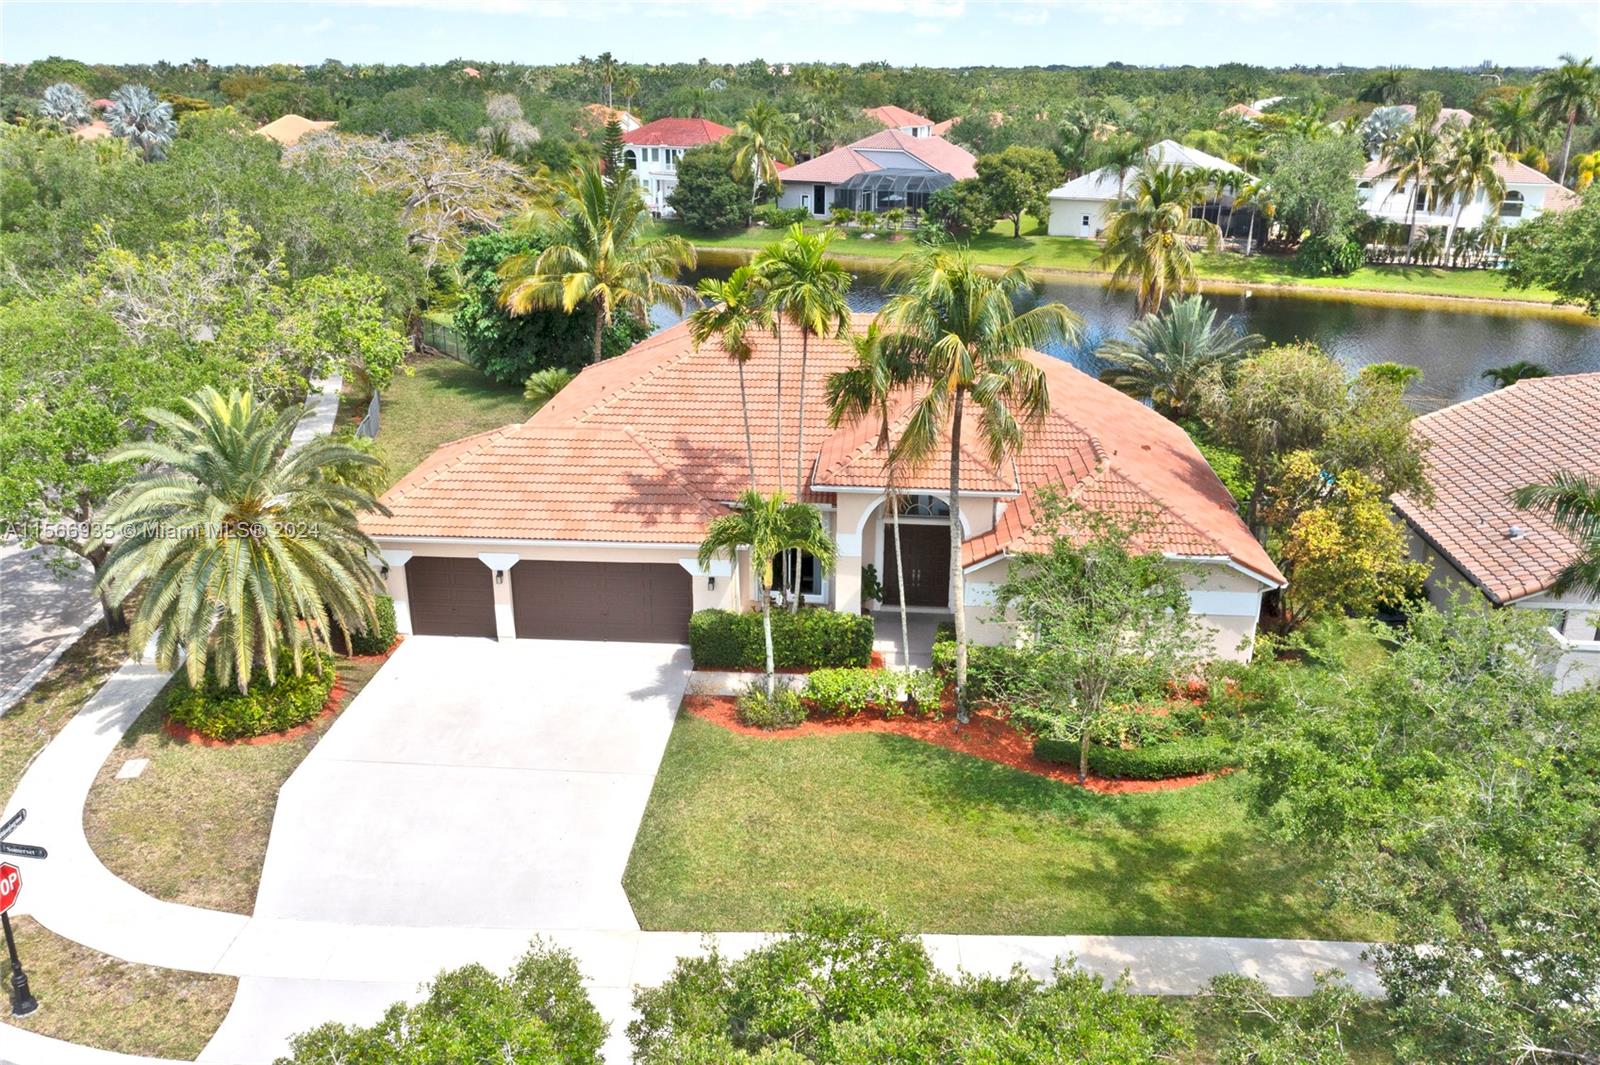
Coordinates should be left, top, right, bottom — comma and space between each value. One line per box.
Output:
0, 543, 102, 715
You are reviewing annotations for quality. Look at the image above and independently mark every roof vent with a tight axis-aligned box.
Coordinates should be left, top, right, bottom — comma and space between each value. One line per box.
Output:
1507, 525, 1528, 540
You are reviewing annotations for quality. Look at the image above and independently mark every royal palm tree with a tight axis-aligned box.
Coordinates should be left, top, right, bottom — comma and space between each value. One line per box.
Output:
1096, 164, 1220, 315
878, 247, 1082, 716
729, 101, 795, 205
1441, 126, 1506, 256
95, 388, 386, 694
1485, 87, 1543, 157
1233, 176, 1276, 256
106, 83, 176, 161
1379, 121, 1446, 234
1096, 294, 1264, 419
1535, 53, 1600, 186
1481, 361, 1551, 388
697, 490, 835, 697
500, 162, 696, 365
1511, 472, 1600, 598
688, 265, 772, 490
1093, 134, 1145, 202
596, 51, 618, 107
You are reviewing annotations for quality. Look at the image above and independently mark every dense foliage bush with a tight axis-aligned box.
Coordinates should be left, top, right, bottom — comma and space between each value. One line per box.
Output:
754, 203, 809, 228
689, 609, 874, 669
930, 630, 1029, 700
1035, 735, 1232, 779
166, 652, 335, 740
924, 179, 997, 240
346, 594, 397, 656
666, 143, 750, 233
802, 667, 944, 718
1295, 234, 1365, 277
736, 684, 807, 730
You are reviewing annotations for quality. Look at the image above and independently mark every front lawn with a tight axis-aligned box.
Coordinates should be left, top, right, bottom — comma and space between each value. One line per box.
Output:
623, 713, 1380, 939
83, 653, 388, 914
1, 626, 125, 806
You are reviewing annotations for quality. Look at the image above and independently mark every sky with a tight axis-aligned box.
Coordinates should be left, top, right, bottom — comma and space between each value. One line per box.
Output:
2, 0, 1592, 70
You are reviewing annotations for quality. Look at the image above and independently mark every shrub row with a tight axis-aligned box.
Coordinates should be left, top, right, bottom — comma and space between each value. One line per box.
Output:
802, 668, 945, 719
736, 685, 807, 730
1034, 735, 1232, 780
930, 633, 1030, 701
690, 609, 874, 670
344, 595, 397, 656
754, 204, 811, 228
167, 652, 335, 740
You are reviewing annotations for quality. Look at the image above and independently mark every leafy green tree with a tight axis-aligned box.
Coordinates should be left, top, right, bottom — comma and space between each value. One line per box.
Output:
241, 82, 336, 123
337, 85, 484, 142
1512, 471, 1600, 597
501, 162, 695, 364
996, 503, 1203, 781
282, 939, 606, 1065
1097, 164, 1219, 315
1259, 131, 1366, 246
1198, 973, 1369, 1065
922, 179, 997, 240
667, 142, 752, 233
106, 83, 176, 161
1504, 183, 1600, 314
1534, 53, 1600, 186
1096, 294, 1264, 419
97, 388, 385, 693
974, 145, 1060, 238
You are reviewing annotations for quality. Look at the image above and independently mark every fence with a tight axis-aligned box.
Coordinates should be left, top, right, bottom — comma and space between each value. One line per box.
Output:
355, 390, 381, 440
420, 317, 470, 364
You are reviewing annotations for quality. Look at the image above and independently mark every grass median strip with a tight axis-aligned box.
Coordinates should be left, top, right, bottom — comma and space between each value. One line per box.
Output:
1, 626, 125, 807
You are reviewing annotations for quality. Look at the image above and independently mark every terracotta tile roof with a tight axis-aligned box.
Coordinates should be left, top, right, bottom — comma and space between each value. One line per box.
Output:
254, 114, 336, 146
1492, 156, 1560, 186
622, 117, 732, 147
1393, 373, 1600, 604
931, 117, 958, 136
864, 105, 932, 129
780, 130, 977, 185
580, 104, 640, 127
1543, 184, 1581, 211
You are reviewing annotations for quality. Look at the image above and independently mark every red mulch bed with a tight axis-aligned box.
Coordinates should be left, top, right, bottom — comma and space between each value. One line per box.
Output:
682, 693, 1222, 795
162, 640, 399, 748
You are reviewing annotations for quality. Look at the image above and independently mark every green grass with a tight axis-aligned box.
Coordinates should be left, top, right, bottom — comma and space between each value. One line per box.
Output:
623, 713, 1381, 939
1, 626, 126, 806
340, 352, 531, 486
1, 916, 236, 1058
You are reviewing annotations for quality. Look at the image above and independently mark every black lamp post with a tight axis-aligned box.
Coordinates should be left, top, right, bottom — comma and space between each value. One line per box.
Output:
2, 912, 36, 1017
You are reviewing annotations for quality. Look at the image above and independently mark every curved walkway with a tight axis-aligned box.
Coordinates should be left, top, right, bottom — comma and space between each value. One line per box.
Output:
1, 643, 1382, 1065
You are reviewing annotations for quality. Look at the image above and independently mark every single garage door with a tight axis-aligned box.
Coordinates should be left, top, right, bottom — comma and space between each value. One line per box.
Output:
406, 557, 497, 638
511, 561, 691, 643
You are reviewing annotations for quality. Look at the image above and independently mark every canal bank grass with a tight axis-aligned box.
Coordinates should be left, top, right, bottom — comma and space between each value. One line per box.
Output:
0, 915, 236, 1058
653, 216, 1579, 314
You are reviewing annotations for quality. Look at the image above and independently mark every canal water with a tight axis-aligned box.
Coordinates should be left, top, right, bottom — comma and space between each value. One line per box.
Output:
656, 263, 1600, 412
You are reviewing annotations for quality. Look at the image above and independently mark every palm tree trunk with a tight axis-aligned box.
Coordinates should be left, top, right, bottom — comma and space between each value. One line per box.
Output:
949, 392, 968, 722
737, 359, 756, 490
890, 485, 909, 671
591, 299, 609, 365
790, 330, 811, 613
1245, 213, 1255, 256
760, 575, 776, 699
1558, 114, 1575, 186
1446, 196, 1466, 258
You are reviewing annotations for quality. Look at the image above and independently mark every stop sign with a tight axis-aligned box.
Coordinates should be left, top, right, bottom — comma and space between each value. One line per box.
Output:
0, 863, 19, 915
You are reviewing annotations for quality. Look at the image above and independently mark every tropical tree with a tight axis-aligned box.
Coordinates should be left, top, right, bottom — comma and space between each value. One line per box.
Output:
1379, 120, 1446, 233
1481, 360, 1551, 388
728, 101, 794, 205
697, 490, 835, 697
1534, 53, 1600, 186
106, 83, 176, 161
1484, 87, 1543, 157
1511, 472, 1600, 597
878, 246, 1082, 715
523, 368, 574, 411
95, 388, 386, 694
1097, 164, 1220, 315
688, 265, 772, 489
1358, 66, 1408, 105
1096, 294, 1264, 419
500, 162, 695, 365
1092, 133, 1145, 202
38, 82, 91, 128
1440, 126, 1506, 255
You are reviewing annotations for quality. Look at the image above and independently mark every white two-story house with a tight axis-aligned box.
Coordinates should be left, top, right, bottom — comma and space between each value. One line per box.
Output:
1359, 155, 1578, 237
621, 117, 734, 218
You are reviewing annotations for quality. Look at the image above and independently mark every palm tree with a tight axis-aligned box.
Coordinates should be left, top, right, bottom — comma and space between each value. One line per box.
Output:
697, 491, 835, 697
523, 368, 575, 411
1359, 67, 1408, 105
1233, 176, 1276, 256
878, 246, 1082, 716
1481, 361, 1551, 388
1096, 164, 1220, 315
106, 84, 176, 161
729, 101, 794, 205
596, 51, 618, 107
688, 266, 772, 490
95, 388, 386, 694
38, 82, 91, 128
1485, 87, 1543, 157
826, 322, 916, 666
1379, 121, 1446, 235
1535, 54, 1600, 186
1440, 126, 1506, 256
757, 226, 852, 607
1096, 294, 1264, 419
1092, 134, 1145, 202
1511, 472, 1600, 598
500, 162, 696, 365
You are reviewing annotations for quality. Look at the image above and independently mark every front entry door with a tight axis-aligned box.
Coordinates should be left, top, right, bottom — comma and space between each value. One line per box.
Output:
812, 184, 827, 216
882, 523, 951, 608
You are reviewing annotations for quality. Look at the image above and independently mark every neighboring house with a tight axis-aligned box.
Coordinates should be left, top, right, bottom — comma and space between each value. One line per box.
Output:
1221, 103, 1264, 122
1392, 374, 1600, 691
1358, 155, 1577, 235
363, 316, 1284, 659
863, 104, 934, 138
620, 116, 734, 217
775, 130, 977, 218
1045, 139, 1249, 238
254, 113, 337, 147
580, 103, 642, 133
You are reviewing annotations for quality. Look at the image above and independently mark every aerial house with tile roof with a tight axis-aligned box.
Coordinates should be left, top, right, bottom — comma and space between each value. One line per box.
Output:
620, 116, 735, 218
774, 131, 978, 219
1392, 374, 1600, 691
364, 317, 1284, 656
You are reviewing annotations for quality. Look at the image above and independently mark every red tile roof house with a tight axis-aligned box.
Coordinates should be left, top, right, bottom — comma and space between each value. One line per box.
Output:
620, 117, 734, 218
363, 316, 1284, 658
863, 104, 935, 138
775, 130, 978, 220
1392, 373, 1600, 691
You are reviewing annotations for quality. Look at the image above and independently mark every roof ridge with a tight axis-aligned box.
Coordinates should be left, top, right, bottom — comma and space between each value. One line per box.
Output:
569, 325, 701, 423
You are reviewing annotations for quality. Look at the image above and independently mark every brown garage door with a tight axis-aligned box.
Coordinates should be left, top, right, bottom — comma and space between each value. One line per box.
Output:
511, 561, 691, 642
406, 557, 497, 638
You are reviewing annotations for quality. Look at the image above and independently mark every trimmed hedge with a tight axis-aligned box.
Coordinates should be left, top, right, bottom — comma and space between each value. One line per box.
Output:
930, 634, 1029, 701
803, 667, 944, 719
347, 595, 397, 656
1034, 735, 1232, 780
690, 609, 874, 670
167, 652, 335, 740
736, 685, 806, 730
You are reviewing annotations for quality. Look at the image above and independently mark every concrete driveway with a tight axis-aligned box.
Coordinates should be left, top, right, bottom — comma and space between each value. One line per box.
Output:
252, 636, 690, 931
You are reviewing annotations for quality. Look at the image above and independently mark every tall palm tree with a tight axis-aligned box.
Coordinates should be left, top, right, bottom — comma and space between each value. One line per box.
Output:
729, 101, 795, 205
1359, 67, 1408, 105
1511, 472, 1600, 598
878, 247, 1082, 716
1092, 134, 1145, 202
1535, 54, 1600, 186
106, 83, 176, 162
1441, 126, 1506, 256
1379, 121, 1446, 234
1096, 164, 1220, 315
1233, 176, 1276, 256
1096, 294, 1264, 419
95, 388, 386, 694
500, 162, 696, 365
1485, 87, 1543, 157
688, 266, 771, 490
757, 226, 852, 607
697, 490, 835, 697
826, 322, 916, 666
596, 51, 618, 107
1481, 361, 1551, 388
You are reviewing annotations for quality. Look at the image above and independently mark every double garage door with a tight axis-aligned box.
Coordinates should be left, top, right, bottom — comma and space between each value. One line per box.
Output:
405, 557, 691, 643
